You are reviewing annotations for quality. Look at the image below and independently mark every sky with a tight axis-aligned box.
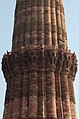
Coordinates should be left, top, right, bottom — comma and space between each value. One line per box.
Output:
0, 0, 79, 118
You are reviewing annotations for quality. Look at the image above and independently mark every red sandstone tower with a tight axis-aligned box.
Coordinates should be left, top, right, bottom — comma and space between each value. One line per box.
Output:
2, 0, 77, 119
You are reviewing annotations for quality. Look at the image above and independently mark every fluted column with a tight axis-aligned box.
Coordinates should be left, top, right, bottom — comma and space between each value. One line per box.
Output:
56, 0, 63, 49
12, 0, 69, 51
60, 54, 71, 119
37, 0, 45, 45
12, 0, 32, 51
45, 50, 57, 118
8, 74, 15, 119
68, 75, 77, 119
12, 59, 22, 119
46, 68, 57, 118
19, 2, 26, 50
38, 50, 47, 118
51, 0, 58, 49
55, 52, 63, 119
68, 53, 77, 119
31, 0, 38, 45
21, 66, 29, 118
28, 52, 38, 118
25, 0, 31, 46
44, 0, 52, 45
60, 0, 67, 49
61, 72, 71, 119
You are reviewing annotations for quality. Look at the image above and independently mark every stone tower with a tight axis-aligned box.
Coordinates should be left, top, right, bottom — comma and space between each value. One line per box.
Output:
2, 0, 77, 119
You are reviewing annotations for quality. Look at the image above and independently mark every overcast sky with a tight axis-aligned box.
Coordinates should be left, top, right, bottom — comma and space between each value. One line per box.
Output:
0, 0, 79, 118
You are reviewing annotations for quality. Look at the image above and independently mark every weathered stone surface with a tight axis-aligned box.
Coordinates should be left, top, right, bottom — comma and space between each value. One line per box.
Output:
2, 0, 78, 119
2, 48, 77, 118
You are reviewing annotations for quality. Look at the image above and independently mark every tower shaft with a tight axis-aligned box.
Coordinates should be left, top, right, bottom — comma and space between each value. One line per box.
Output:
12, 0, 67, 52
2, 0, 77, 119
